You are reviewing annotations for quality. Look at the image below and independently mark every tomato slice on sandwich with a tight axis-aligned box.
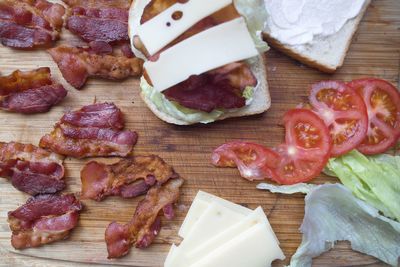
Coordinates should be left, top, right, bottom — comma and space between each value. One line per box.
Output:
212, 142, 280, 181
271, 109, 332, 185
309, 81, 368, 157
348, 78, 400, 154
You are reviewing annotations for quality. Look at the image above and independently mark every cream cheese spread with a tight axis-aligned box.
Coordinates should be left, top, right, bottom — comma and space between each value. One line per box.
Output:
264, 0, 366, 45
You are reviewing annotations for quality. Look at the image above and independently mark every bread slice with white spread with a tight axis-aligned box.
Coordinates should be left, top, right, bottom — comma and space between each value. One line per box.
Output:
262, 0, 372, 73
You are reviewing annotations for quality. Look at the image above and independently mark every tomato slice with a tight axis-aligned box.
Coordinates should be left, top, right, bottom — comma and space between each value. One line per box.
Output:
309, 81, 368, 157
211, 142, 280, 181
348, 79, 400, 154
270, 109, 332, 185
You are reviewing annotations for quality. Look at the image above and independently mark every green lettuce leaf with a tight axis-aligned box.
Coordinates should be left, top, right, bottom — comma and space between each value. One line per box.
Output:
326, 150, 400, 221
234, 0, 269, 53
257, 183, 400, 267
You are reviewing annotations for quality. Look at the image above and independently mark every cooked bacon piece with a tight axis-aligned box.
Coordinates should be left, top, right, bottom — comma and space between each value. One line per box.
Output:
0, 68, 67, 114
121, 42, 135, 58
39, 124, 137, 158
105, 177, 184, 258
81, 155, 178, 201
0, 142, 65, 195
61, 102, 124, 129
39, 102, 138, 158
0, 84, 67, 114
0, 0, 65, 48
0, 67, 52, 96
62, 0, 131, 9
89, 41, 113, 55
66, 7, 129, 43
0, 21, 53, 49
163, 62, 257, 112
48, 45, 143, 89
7, 194, 83, 249
35, 0, 65, 30
62, 0, 131, 43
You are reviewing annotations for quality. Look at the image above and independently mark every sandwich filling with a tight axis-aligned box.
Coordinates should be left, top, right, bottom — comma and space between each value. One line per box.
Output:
132, 0, 268, 123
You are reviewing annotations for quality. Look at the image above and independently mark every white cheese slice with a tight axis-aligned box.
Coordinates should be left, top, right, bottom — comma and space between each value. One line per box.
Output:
137, 0, 232, 56
167, 206, 285, 267
144, 17, 258, 92
164, 244, 178, 266
179, 191, 251, 238
187, 207, 284, 263
190, 223, 285, 267
166, 201, 246, 267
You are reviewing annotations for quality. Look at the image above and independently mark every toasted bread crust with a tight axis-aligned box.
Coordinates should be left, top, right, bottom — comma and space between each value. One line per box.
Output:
263, 0, 371, 73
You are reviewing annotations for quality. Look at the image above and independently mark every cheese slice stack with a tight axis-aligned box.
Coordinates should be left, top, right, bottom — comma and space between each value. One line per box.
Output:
165, 191, 285, 267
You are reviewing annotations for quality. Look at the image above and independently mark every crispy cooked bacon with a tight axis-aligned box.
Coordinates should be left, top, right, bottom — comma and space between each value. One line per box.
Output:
61, 102, 124, 129
0, 0, 65, 48
0, 142, 65, 195
66, 7, 129, 44
39, 103, 138, 158
81, 155, 178, 201
62, 0, 131, 44
62, 0, 131, 9
7, 194, 82, 249
120, 42, 135, 58
48, 45, 143, 89
105, 177, 184, 258
89, 40, 113, 55
0, 68, 67, 114
0, 67, 52, 95
0, 84, 67, 114
163, 62, 257, 112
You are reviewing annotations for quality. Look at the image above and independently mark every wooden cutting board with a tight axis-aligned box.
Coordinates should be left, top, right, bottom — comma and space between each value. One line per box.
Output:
0, 0, 399, 266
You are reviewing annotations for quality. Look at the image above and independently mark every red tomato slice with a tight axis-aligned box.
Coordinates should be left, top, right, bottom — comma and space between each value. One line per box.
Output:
211, 142, 280, 181
348, 78, 400, 154
270, 109, 332, 185
309, 81, 368, 157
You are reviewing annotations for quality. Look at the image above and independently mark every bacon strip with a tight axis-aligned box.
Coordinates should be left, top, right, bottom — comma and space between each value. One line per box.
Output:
0, 67, 52, 95
0, 84, 67, 114
39, 103, 138, 158
61, 102, 124, 129
62, 0, 131, 44
62, 0, 131, 9
8, 194, 83, 249
105, 177, 184, 258
163, 62, 257, 112
0, 142, 65, 195
0, 0, 65, 48
0, 68, 67, 114
48, 45, 143, 89
66, 7, 129, 44
81, 155, 178, 201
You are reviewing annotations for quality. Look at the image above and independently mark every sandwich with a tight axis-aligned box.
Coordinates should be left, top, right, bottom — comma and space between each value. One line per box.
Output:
128, 0, 271, 125
262, 0, 371, 73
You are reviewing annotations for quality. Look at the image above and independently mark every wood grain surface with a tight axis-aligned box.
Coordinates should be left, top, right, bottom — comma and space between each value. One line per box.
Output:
0, 0, 399, 266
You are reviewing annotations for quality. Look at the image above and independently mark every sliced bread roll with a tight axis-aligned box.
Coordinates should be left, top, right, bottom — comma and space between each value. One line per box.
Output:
129, 0, 271, 125
263, 0, 371, 73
